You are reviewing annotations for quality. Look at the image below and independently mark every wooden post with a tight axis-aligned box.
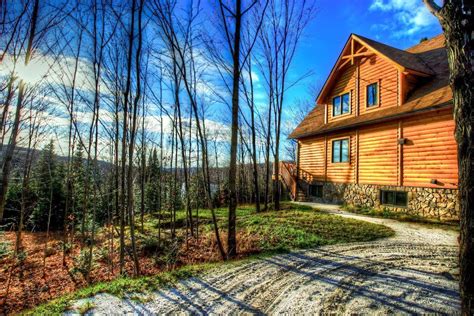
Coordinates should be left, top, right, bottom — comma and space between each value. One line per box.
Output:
398, 120, 403, 186
355, 129, 359, 184
324, 135, 328, 182
398, 71, 405, 106
356, 60, 360, 116
350, 38, 354, 65
296, 141, 300, 181
378, 78, 382, 107
324, 104, 328, 124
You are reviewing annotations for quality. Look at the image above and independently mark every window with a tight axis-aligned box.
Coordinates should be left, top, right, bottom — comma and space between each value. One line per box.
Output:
309, 184, 323, 198
332, 139, 349, 163
332, 96, 341, 116
380, 190, 407, 207
332, 92, 350, 116
342, 93, 350, 113
366, 83, 378, 107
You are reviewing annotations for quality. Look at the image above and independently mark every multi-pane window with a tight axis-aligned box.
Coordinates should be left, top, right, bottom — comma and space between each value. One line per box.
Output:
332, 139, 349, 163
309, 185, 323, 198
367, 83, 378, 107
380, 190, 408, 207
332, 92, 350, 116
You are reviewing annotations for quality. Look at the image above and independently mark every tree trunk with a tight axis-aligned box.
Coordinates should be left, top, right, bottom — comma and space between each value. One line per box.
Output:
0, 74, 15, 150
423, 1, 473, 314
126, 0, 143, 276
249, 64, 261, 212
0, 82, 23, 222
443, 13, 474, 316
227, 0, 242, 259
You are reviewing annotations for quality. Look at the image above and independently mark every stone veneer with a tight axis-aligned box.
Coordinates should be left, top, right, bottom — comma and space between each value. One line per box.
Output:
297, 181, 459, 221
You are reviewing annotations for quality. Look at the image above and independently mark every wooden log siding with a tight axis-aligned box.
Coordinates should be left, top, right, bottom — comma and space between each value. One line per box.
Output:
402, 109, 458, 188
298, 132, 357, 183
326, 54, 400, 123
297, 109, 458, 189
326, 132, 356, 183
327, 64, 356, 122
298, 137, 326, 181
358, 121, 398, 185
358, 55, 398, 114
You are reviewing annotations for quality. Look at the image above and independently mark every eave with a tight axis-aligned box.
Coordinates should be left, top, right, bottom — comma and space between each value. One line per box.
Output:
291, 102, 453, 140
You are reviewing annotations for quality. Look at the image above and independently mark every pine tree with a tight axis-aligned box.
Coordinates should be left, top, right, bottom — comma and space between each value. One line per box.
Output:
30, 140, 65, 231
70, 143, 86, 229
145, 148, 161, 213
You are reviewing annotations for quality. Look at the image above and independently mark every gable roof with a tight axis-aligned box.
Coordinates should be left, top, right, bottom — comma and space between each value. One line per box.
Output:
316, 33, 434, 105
353, 34, 434, 75
289, 34, 451, 139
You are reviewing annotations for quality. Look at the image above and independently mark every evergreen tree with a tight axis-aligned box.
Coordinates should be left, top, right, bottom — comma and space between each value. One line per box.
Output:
70, 143, 86, 228
29, 140, 65, 231
145, 148, 161, 213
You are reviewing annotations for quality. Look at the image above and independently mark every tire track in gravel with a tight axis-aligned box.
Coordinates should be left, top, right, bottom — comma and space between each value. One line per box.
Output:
69, 204, 460, 315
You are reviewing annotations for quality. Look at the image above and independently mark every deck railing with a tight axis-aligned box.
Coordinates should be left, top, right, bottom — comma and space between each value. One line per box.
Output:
278, 161, 297, 200
298, 166, 318, 183
277, 161, 318, 201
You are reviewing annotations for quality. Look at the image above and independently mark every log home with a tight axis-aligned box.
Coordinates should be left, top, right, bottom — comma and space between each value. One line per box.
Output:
285, 34, 458, 220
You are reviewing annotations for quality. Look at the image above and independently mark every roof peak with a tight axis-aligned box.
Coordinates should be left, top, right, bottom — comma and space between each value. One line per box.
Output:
315, 32, 435, 105
350, 33, 444, 53
289, 32, 449, 140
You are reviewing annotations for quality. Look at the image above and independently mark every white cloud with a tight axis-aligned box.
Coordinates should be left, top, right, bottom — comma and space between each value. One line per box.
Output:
143, 113, 229, 143
369, 0, 416, 11
369, 0, 438, 37
1, 52, 93, 91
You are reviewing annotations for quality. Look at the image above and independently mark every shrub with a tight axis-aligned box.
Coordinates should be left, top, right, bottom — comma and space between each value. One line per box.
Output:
94, 246, 110, 263
44, 247, 56, 257
16, 249, 28, 263
152, 239, 179, 268
0, 233, 12, 259
71, 250, 97, 279
58, 241, 73, 254
141, 236, 161, 255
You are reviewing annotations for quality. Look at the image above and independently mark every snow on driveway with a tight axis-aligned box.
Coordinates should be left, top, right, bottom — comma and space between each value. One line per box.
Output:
70, 203, 460, 315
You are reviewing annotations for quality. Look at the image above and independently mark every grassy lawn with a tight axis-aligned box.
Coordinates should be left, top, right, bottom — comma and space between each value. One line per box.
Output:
232, 203, 394, 251
341, 204, 459, 231
25, 202, 393, 315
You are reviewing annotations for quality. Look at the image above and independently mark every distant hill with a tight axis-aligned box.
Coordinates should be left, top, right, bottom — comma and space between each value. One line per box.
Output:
1, 145, 272, 184
0, 145, 112, 172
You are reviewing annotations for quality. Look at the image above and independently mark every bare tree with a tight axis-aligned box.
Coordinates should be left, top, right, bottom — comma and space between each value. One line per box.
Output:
150, 0, 228, 259
215, 0, 268, 258
240, 36, 261, 212
0, 0, 40, 222
15, 94, 48, 256
0, 0, 69, 222
257, 0, 315, 211
125, 0, 145, 276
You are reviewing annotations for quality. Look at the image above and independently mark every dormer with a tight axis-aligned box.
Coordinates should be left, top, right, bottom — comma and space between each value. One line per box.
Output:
317, 34, 434, 124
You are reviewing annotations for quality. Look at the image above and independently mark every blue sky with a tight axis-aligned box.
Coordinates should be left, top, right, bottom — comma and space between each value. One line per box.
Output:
2, 0, 443, 160
284, 0, 442, 108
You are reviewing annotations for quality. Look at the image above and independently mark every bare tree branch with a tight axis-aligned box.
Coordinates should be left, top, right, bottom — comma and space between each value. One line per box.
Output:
422, 0, 442, 19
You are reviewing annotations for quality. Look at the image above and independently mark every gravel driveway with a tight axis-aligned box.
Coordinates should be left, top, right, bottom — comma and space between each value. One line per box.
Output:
70, 203, 460, 315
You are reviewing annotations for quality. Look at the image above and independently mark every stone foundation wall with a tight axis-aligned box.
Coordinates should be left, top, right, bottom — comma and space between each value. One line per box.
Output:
297, 181, 459, 221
